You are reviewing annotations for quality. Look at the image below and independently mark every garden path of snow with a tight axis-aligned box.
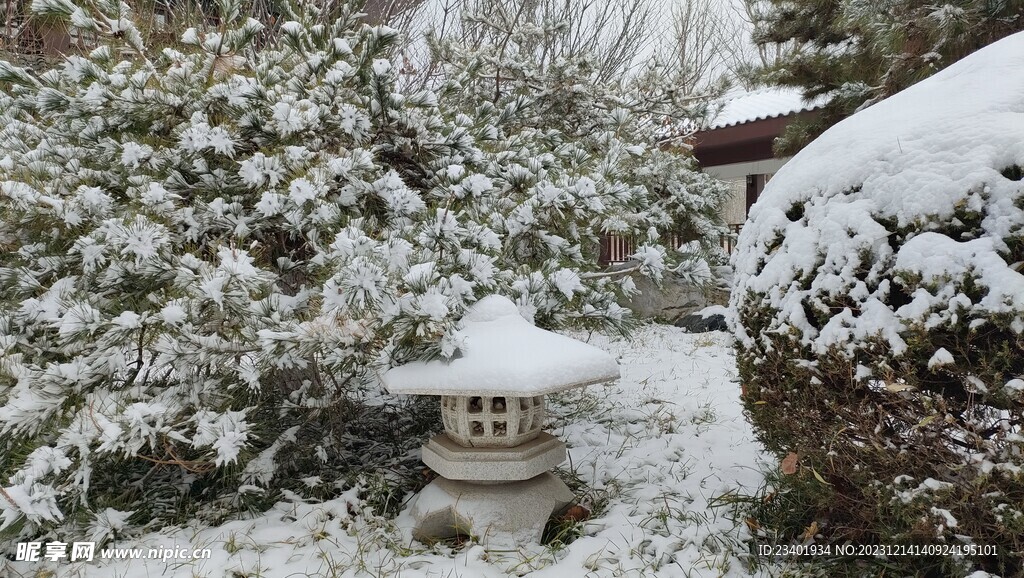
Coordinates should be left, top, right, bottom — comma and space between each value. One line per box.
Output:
14, 325, 771, 578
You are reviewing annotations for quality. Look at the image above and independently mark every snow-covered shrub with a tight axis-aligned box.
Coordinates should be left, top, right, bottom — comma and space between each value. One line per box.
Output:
732, 32, 1024, 576
423, 14, 730, 256
0, 0, 723, 540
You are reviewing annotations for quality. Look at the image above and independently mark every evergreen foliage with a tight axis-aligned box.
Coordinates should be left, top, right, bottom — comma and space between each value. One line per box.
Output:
752, 0, 1024, 155
0, 0, 727, 540
425, 16, 728, 252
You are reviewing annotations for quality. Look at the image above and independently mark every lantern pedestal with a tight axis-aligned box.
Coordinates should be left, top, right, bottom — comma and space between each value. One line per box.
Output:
422, 432, 566, 481
404, 473, 573, 547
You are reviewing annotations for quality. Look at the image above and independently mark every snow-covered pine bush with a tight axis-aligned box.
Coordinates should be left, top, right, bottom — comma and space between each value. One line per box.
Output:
420, 11, 730, 263
0, 0, 717, 540
732, 32, 1024, 576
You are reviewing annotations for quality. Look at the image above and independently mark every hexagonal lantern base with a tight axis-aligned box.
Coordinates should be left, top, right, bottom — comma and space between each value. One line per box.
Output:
402, 473, 574, 547
423, 432, 566, 481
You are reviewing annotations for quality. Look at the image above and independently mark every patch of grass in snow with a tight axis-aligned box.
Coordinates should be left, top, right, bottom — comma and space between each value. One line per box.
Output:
691, 334, 720, 349
542, 466, 610, 549
626, 400, 682, 434
356, 471, 414, 519
223, 532, 243, 554
690, 401, 717, 427
546, 385, 616, 426
541, 513, 585, 549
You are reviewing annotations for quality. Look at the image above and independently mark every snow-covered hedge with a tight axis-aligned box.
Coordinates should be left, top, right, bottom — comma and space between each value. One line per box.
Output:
0, 0, 725, 539
732, 32, 1024, 576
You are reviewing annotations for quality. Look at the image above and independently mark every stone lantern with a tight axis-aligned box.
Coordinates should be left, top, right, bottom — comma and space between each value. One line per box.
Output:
383, 295, 620, 546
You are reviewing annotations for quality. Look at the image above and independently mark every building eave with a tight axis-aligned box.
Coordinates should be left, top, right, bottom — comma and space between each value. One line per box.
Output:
692, 109, 820, 167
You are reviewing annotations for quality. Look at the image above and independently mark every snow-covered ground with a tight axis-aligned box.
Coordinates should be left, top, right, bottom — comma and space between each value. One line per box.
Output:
8, 325, 771, 578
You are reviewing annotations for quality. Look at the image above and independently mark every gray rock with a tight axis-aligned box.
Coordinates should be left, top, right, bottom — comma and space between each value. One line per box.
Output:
620, 271, 730, 323
674, 313, 728, 332
621, 273, 709, 322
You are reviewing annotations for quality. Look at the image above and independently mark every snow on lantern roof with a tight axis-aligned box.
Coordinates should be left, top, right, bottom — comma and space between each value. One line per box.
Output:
381, 295, 620, 396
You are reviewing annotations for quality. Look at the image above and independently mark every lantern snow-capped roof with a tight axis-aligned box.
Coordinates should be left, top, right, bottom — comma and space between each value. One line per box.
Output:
381, 295, 620, 396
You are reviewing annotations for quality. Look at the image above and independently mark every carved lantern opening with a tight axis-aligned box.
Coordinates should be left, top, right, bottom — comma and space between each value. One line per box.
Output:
440, 394, 545, 447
